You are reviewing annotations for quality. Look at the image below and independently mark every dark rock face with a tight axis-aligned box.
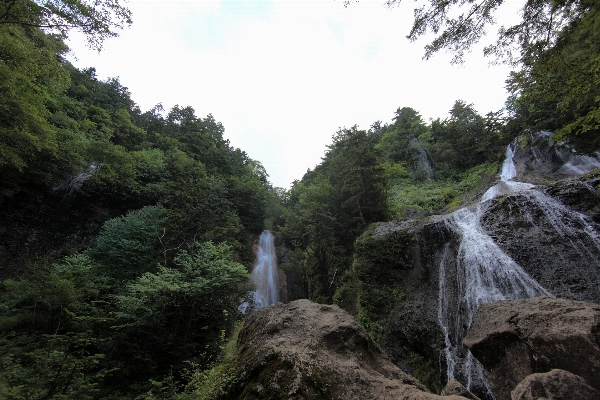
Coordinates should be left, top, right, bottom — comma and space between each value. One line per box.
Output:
511, 132, 600, 185
379, 179, 600, 396
543, 173, 600, 221
480, 183, 600, 304
463, 297, 600, 400
297, 136, 600, 398
224, 300, 470, 400
511, 369, 600, 400
0, 183, 128, 271
372, 219, 451, 393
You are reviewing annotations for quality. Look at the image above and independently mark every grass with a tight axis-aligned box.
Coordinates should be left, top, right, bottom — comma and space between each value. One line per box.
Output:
387, 162, 498, 220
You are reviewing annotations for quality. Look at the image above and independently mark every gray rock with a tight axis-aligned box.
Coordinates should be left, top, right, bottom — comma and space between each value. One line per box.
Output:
441, 379, 481, 400
226, 299, 471, 400
463, 297, 600, 400
511, 369, 600, 400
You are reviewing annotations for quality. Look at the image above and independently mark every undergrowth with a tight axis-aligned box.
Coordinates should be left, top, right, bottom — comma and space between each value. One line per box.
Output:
137, 323, 243, 400
388, 162, 498, 219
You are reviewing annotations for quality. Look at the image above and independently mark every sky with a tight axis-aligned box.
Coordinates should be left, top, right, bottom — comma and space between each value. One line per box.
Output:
66, 0, 520, 188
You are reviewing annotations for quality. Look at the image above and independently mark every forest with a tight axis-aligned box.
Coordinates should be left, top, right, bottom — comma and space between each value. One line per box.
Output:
1, 0, 599, 398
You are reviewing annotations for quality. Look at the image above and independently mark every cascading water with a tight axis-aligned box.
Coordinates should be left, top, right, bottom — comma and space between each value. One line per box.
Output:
250, 230, 280, 309
438, 139, 554, 399
53, 163, 99, 202
409, 138, 434, 181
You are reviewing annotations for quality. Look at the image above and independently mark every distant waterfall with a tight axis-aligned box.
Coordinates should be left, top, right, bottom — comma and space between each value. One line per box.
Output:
251, 231, 280, 309
438, 139, 553, 399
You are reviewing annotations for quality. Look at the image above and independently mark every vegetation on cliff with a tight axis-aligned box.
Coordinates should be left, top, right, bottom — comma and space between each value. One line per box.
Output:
0, 1, 274, 396
1, 0, 599, 398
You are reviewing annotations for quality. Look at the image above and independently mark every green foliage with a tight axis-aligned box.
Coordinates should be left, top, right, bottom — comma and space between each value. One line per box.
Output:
380, 0, 594, 65
0, 22, 69, 186
507, 4, 600, 153
0, 7, 273, 397
160, 323, 243, 400
87, 205, 166, 282
0, 256, 112, 399
112, 241, 251, 380
388, 162, 498, 219
375, 107, 428, 165
0, 332, 109, 400
276, 126, 388, 302
0, 0, 132, 51
428, 100, 503, 173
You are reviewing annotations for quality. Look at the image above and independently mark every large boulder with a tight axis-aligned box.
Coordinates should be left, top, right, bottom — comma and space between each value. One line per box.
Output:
463, 297, 600, 400
441, 379, 481, 400
511, 369, 600, 400
223, 299, 470, 399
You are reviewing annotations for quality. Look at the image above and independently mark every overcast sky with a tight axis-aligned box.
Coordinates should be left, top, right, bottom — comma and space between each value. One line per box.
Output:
66, 0, 520, 188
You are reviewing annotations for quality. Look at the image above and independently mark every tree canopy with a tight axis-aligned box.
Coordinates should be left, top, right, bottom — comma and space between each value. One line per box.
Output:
374, 0, 595, 65
0, 0, 132, 50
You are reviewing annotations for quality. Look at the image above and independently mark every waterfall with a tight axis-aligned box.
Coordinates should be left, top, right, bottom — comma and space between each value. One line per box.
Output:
409, 138, 434, 181
481, 139, 534, 202
250, 230, 280, 309
53, 163, 99, 202
438, 138, 555, 399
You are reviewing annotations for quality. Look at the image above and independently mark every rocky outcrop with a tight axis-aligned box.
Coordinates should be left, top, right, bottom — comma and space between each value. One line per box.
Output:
543, 172, 600, 221
289, 135, 600, 398
480, 181, 600, 304
463, 297, 600, 400
511, 369, 600, 400
441, 380, 481, 400
223, 299, 470, 400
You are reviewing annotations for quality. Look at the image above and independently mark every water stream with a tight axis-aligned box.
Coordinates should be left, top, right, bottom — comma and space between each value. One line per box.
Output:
439, 137, 600, 397
252, 230, 280, 308
438, 140, 552, 398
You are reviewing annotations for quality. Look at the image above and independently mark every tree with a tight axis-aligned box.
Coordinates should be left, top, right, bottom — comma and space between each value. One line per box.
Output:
0, 21, 69, 187
345, 0, 593, 65
429, 100, 501, 171
87, 205, 166, 282
112, 241, 251, 377
506, 4, 600, 152
375, 107, 429, 164
0, 0, 132, 50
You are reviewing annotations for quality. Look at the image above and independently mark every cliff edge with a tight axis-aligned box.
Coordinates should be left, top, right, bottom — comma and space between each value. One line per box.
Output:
218, 299, 472, 400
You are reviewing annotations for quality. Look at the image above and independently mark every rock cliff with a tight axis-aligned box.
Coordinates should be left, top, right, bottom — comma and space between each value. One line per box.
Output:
330, 136, 600, 399
464, 297, 600, 400
218, 299, 475, 400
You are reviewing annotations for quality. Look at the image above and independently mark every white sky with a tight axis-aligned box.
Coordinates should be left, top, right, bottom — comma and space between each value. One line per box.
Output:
66, 0, 520, 188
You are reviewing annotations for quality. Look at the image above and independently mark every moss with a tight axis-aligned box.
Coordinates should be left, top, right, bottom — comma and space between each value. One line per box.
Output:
354, 227, 415, 272
388, 162, 498, 219
517, 134, 529, 149
233, 352, 332, 400
406, 352, 442, 394
332, 272, 359, 315
338, 227, 413, 347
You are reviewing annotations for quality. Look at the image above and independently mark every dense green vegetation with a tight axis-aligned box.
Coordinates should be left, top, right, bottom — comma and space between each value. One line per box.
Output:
1, 0, 599, 398
0, 1, 274, 397
273, 102, 507, 305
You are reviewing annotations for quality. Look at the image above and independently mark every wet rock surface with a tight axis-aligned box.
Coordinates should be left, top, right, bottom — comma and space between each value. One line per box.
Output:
543, 173, 600, 221
225, 299, 470, 400
480, 190, 600, 304
463, 297, 600, 400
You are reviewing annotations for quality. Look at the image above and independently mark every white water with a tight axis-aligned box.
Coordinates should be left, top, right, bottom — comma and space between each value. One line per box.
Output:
529, 131, 600, 175
250, 230, 280, 309
438, 139, 554, 398
53, 163, 99, 201
481, 140, 534, 202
